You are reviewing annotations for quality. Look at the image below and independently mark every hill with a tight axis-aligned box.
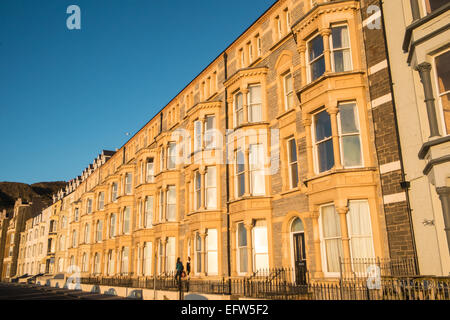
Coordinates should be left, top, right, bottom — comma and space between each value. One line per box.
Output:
0, 181, 67, 214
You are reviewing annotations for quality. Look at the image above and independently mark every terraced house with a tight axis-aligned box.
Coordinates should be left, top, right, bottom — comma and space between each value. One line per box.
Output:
7, 0, 444, 285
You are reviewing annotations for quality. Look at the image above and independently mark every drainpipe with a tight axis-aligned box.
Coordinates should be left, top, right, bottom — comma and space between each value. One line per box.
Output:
223, 52, 232, 291
378, 1, 419, 274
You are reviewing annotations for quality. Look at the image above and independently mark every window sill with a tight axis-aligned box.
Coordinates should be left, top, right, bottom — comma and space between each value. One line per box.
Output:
297, 70, 365, 95
232, 121, 270, 131
304, 166, 377, 185
187, 208, 220, 216
228, 195, 271, 204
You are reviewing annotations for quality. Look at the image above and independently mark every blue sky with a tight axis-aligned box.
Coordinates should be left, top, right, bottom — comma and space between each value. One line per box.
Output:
0, 0, 274, 184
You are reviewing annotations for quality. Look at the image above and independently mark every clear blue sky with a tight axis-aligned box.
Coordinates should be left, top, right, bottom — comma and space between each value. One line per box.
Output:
0, 0, 274, 184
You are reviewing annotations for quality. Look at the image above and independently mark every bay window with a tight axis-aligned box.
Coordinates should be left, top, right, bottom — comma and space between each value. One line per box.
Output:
204, 115, 216, 149
98, 192, 105, 210
94, 253, 100, 274
205, 166, 217, 209
248, 84, 262, 122
314, 110, 334, 173
146, 158, 154, 182
167, 142, 176, 169
72, 230, 77, 248
194, 171, 201, 210
107, 250, 114, 275
121, 247, 129, 274
123, 207, 130, 234
347, 200, 375, 261
166, 237, 176, 273
252, 220, 269, 271
237, 222, 248, 274
287, 138, 299, 189
109, 214, 116, 238
308, 34, 325, 81
160, 148, 165, 172
143, 242, 152, 276
338, 103, 362, 167
284, 73, 294, 110
320, 204, 343, 274
84, 223, 90, 243
82, 253, 88, 272
234, 92, 244, 127
86, 198, 92, 214
235, 149, 246, 198
145, 196, 154, 228
194, 120, 202, 152
195, 232, 202, 274
111, 182, 118, 202
206, 229, 218, 275
158, 189, 164, 222
435, 50, 450, 135
330, 25, 352, 73
249, 144, 265, 195
125, 173, 132, 195
96, 220, 102, 242
166, 186, 176, 221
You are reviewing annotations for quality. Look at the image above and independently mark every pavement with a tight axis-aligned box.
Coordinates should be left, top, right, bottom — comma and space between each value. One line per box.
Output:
0, 282, 126, 300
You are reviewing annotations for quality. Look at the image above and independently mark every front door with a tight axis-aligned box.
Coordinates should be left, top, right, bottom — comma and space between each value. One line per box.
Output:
293, 233, 307, 285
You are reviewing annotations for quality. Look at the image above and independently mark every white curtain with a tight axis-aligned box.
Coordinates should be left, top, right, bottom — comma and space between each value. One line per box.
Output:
348, 200, 374, 260
166, 237, 176, 273
205, 167, 217, 209
321, 205, 343, 273
166, 186, 176, 221
252, 221, 269, 271
248, 85, 262, 122
206, 229, 218, 275
144, 242, 152, 276
250, 144, 265, 195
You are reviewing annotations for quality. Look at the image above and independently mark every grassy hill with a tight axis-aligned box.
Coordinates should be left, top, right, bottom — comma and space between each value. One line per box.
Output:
0, 181, 67, 214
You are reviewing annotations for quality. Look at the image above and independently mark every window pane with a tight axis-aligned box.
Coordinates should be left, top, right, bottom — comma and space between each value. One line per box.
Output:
322, 205, 341, 238
318, 140, 335, 172
311, 57, 325, 80
248, 85, 262, 123
291, 218, 304, 233
342, 135, 362, 167
333, 49, 351, 73
238, 223, 247, 247
315, 110, 332, 141
290, 163, 299, 188
309, 35, 324, 61
339, 104, 358, 134
425, 0, 447, 13
348, 201, 375, 260
332, 25, 349, 49
288, 139, 297, 162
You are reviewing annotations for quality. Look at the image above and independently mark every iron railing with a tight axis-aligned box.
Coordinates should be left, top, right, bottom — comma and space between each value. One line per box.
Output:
339, 257, 418, 280
79, 266, 450, 300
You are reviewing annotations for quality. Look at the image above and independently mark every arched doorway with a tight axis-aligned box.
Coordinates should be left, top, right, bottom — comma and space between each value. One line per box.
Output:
291, 218, 307, 285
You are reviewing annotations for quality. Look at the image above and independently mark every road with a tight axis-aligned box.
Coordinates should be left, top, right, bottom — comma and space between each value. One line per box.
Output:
0, 282, 126, 300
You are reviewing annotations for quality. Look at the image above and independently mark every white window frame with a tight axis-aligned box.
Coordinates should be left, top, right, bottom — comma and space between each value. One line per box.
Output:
206, 229, 218, 275
287, 138, 299, 189
167, 142, 176, 169
166, 186, 176, 222
194, 171, 201, 210
318, 203, 343, 277
312, 109, 334, 174
146, 158, 154, 182
98, 192, 105, 210
205, 166, 217, 209
249, 144, 266, 196
235, 149, 246, 198
329, 24, 353, 73
236, 222, 248, 275
306, 33, 325, 83
125, 173, 132, 195
145, 196, 154, 228
337, 102, 364, 168
247, 84, 262, 123
234, 92, 244, 127
123, 207, 131, 234
283, 72, 294, 110
432, 49, 450, 136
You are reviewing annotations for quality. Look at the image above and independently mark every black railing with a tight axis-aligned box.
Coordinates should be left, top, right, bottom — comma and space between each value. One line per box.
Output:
80, 267, 450, 300
339, 257, 418, 280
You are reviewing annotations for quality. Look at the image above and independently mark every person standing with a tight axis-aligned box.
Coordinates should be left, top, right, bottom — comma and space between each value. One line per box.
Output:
186, 256, 191, 278
175, 257, 184, 284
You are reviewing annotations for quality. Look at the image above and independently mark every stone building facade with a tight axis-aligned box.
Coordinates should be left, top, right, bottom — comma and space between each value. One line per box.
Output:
4, 0, 441, 283
382, 0, 450, 275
